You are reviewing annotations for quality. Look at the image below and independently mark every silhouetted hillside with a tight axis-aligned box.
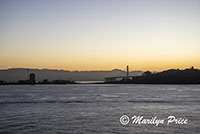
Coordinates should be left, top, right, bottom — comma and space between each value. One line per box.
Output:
119, 67, 200, 84
0, 68, 143, 82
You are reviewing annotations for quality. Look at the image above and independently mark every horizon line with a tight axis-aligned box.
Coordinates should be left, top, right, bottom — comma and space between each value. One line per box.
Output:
0, 66, 198, 72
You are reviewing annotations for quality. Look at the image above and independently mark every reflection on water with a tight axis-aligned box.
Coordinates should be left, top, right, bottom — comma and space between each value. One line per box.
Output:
0, 84, 200, 134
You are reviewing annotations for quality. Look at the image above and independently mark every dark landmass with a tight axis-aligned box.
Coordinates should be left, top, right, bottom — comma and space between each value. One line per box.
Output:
1, 67, 199, 85
0, 79, 75, 85
0, 68, 143, 82
112, 67, 200, 84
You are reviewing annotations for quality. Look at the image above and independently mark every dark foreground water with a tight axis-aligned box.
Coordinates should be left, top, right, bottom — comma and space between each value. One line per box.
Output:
0, 84, 200, 134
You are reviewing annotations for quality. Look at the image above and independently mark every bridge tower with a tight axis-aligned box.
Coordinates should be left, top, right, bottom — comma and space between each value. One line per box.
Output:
127, 65, 129, 78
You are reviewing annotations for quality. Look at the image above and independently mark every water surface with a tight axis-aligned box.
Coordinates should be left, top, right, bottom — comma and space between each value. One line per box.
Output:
0, 84, 200, 134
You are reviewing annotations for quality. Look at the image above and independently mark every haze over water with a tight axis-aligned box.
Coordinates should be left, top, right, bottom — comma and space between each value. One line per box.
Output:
0, 84, 199, 133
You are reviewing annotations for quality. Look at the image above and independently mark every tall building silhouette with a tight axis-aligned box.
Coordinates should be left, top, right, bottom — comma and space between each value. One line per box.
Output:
29, 73, 35, 84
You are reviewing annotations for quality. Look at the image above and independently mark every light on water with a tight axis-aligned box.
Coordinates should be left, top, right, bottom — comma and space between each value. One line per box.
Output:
0, 84, 200, 134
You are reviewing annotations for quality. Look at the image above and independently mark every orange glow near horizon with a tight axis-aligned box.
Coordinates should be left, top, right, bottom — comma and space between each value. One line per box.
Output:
1, 0, 200, 71
0, 55, 200, 72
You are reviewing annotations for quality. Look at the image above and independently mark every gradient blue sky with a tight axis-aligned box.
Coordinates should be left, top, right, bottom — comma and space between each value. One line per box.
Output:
1, 0, 200, 71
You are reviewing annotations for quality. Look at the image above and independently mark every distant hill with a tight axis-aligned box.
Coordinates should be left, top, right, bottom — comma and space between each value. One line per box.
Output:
0, 68, 143, 82
119, 67, 200, 84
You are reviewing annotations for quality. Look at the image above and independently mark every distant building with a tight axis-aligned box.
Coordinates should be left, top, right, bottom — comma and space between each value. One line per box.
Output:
29, 73, 35, 84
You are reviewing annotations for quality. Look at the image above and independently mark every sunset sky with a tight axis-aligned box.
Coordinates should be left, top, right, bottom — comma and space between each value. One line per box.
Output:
1, 0, 200, 71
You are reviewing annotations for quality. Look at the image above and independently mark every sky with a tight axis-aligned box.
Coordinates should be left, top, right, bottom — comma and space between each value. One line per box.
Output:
0, 0, 200, 71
